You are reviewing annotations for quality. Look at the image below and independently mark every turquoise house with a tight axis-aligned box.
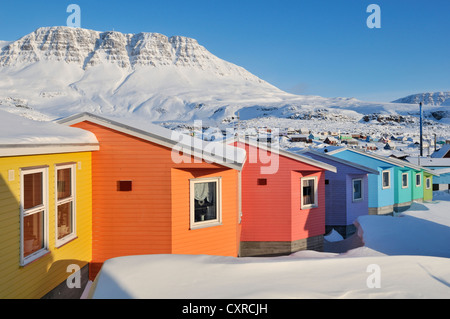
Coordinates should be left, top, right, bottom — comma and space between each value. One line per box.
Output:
326, 148, 437, 215
388, 156, 439, 205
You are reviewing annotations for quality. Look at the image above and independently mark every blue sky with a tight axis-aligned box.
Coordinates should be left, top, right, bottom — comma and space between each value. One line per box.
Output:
0, 0, 449, 102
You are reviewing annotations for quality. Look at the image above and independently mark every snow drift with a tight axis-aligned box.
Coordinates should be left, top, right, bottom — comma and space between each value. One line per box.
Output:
88, 192, 450, 299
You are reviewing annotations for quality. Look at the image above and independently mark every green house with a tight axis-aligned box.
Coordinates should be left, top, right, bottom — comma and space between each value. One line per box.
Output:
388, 157, 438, 211
423, 172, 434, 202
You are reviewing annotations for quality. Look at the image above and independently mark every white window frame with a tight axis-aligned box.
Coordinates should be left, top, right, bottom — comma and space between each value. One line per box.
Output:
55, 164, 77, 247
401, 172, 409, 189
301, 176, 318, 209
426, 177, 432, 190
382, 170, 391, 189
352, 178, 363, 202
189, 177, 222, 230
415, 173, 422, 187
20, 167, 49, 266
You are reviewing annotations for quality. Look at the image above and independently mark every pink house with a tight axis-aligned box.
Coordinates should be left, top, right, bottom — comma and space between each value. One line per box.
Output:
227, 138, 336, 257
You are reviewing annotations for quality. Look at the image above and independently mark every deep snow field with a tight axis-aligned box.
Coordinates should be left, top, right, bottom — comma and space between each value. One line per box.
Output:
86, 192, 450, 299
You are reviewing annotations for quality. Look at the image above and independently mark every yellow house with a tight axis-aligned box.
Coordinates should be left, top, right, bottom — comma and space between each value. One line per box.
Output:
0, 111, 99, 299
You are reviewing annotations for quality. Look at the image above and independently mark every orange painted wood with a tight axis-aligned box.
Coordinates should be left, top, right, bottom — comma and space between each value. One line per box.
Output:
72, 121, 240, 279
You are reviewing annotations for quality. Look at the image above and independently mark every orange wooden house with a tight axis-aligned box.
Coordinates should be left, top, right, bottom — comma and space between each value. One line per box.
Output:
58, 113, 246, 279
227, 138, 336, 257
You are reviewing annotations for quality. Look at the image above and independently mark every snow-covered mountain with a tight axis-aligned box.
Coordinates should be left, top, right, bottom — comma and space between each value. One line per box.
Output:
0, 26, 266, 81
392, 92, 450, 106
0, 26, 449, 131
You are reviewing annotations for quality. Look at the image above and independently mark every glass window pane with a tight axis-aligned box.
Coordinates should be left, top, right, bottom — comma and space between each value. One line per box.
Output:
303, 179, 315, 206
416, 174, 421, 186
57, 202, 73, 240
57, 168, 72, 200
383, 172, 390, 187
24, 173, 43, 210
354, 180, 362, 200
194, 182, 217, 222
402, 174, 408, 187
23, 211, 44, 257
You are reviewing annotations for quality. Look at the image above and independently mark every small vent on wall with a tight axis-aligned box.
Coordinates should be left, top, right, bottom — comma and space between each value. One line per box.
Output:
257, 178, 267, 186
117, 181, 132, 192
8, 170, 14, 182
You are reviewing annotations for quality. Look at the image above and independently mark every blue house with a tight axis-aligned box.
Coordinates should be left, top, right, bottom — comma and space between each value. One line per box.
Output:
299, 149, 379, 238
325, 148, 437, 215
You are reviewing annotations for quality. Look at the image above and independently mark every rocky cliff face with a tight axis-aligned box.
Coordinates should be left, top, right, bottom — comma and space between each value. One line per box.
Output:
392, 92, 450, 106
0, 26, 263, 82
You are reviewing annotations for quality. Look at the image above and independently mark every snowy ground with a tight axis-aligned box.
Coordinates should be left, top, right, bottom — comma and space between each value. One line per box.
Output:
87, 191, 450, 299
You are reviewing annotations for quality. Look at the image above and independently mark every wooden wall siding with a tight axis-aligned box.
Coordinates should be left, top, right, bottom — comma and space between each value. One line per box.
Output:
412, 170, 424, 201
332, 151, 395, 209
345, 174, 369, 225
394, 168, 412, 205
72, 121, 241, 278
325, 176, 346, 225
375, 167, 395, 208
423, 173, 433, 201
235, 142, 324, 243
290, 170, 325, 241
171, 168, 240, 257
304, 152, 371, 227
431, 167, 450, 184
0, 152, 92, 299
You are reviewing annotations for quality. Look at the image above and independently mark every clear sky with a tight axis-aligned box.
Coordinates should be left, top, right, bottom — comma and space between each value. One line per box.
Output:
0, 0, 449, 102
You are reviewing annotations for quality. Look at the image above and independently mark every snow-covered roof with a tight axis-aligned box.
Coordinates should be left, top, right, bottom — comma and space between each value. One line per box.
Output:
298, 149, 379, 175
434, 167, 450, 175
431, 144, 450, 158
328, 147, 438, 175
0, 110, 99, 157
222, 137, 337, 173
57, 112, 246, 171
406, 157, 450, 168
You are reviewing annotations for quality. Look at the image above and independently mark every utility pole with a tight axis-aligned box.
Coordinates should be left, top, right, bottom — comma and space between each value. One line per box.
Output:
420, 102, 423, 157
434, 133, 437, 152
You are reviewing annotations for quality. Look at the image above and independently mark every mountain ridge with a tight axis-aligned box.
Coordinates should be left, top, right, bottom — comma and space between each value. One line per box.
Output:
0, 26, 267, 84
0, 26, 449, 130
392, 92, 450, 106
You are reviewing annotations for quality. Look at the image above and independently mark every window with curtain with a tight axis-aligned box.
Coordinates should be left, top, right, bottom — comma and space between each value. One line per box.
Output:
21, 168, 48, 265
56, 165, 76, 245
190, 178, 221, 229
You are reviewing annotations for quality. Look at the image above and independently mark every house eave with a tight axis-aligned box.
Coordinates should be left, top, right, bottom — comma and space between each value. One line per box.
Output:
57, 113, 246, 171
0, 143, 100, 157
224, 137, 337, 173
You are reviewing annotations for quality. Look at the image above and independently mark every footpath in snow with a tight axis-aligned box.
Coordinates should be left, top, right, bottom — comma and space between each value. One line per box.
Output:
87, 192, 450, 299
